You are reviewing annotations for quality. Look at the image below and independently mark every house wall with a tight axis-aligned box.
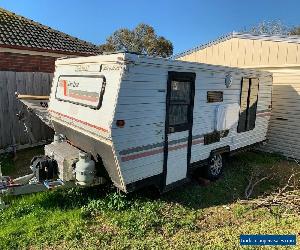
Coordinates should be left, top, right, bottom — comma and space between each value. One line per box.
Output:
179, 38, 300, 67
260, 67, 300, 159
177, 38, 300, 159
0, 51, 56, 73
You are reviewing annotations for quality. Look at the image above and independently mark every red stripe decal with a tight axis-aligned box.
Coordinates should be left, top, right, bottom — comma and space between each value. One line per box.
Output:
121, 148, 164, 162
169, 143, 187, 151
63, 80, 67, 96
192, 138, 204, 145
121, 110, 270, 163
49, 110, 108, 133
121, 138, 204, 162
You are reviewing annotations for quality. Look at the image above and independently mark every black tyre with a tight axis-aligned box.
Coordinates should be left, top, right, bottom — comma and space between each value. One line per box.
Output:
204, 154, 224, 181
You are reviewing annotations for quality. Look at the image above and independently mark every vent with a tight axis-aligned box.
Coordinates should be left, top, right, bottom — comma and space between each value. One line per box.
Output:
207, 91, 223, 103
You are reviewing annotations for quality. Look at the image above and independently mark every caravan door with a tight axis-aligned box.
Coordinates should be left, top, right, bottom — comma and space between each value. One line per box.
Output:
164, 72, 195, 187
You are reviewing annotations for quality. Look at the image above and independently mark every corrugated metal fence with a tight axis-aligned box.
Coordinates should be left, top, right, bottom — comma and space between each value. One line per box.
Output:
0, 71, 54, 152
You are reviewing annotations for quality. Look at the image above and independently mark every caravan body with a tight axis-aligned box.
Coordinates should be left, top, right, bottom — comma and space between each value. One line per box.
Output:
48, 53, 272, 192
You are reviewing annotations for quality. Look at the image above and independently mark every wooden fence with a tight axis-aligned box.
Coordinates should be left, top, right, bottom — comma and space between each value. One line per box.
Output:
0, 71, 54, 152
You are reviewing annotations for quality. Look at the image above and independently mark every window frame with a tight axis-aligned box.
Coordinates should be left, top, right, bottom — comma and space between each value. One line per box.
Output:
167, 72, 195, 134
55, 75, 106, 110
237, 77, 259, 133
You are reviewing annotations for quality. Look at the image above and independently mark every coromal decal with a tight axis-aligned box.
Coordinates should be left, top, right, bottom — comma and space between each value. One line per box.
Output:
102, 65, 122, 71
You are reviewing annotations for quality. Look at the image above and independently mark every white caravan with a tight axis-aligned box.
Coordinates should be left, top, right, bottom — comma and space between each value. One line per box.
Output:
45, 52, 272, 193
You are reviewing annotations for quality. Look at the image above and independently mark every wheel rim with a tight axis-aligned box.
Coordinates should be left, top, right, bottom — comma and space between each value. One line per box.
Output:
210, 155, 222, 176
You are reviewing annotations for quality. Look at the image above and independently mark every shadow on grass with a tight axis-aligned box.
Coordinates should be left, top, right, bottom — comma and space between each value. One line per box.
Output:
158, 151, 297, 210
2, 149, 297, 212
1, 149, 299, 250
0, 146, 44, 177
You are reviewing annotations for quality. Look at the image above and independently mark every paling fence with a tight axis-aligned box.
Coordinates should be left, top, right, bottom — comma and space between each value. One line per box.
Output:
0, 71, 54, 152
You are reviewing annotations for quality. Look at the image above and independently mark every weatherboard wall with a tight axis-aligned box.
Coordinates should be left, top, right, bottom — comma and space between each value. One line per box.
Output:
178, 36, 300, 67
177, 35, 300, 159
260, 67, 300, 159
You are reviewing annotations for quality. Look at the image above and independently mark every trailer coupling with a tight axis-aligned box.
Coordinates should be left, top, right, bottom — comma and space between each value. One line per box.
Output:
0, 149, 106, 209
0, 156, 66, 209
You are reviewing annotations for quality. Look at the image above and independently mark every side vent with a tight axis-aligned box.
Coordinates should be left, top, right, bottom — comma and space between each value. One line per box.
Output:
207, 91, 223, 103
204, 131, 220, 145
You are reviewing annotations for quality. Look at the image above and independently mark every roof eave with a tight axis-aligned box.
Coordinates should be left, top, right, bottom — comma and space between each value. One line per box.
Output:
174, 32, 300, 59
0, 44, 100, 56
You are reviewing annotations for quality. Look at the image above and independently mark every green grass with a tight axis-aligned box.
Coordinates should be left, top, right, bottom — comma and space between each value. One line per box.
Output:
0, 150, 299, 249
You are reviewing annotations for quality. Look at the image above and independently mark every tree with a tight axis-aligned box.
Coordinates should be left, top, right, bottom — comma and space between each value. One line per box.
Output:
241, 20, 291, 35
290, 26, 300, 35
99, 24, 173, 58
241, 20, 300, 36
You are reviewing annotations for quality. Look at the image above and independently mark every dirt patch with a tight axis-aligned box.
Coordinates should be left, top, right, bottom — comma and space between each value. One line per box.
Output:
3, 146, 44, 178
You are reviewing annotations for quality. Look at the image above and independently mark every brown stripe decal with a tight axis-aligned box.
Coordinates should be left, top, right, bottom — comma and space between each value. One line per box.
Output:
120, 110, 271, 162
121, 147, 164, 162
192, 138, 204, 145
121, 137, 204, 162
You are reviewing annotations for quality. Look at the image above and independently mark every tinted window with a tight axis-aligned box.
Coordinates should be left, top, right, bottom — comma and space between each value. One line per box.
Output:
237, 78, 259, 132
168, 80, 192, 132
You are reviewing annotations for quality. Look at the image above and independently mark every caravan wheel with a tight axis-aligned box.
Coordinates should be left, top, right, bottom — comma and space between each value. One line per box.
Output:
205, 154, 223, 181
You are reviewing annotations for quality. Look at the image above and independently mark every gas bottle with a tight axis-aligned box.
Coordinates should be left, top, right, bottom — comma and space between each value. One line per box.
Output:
75, 152, 95, 186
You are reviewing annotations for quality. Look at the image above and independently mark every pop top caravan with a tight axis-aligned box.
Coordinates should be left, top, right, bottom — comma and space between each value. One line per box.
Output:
1, 52, 272, 195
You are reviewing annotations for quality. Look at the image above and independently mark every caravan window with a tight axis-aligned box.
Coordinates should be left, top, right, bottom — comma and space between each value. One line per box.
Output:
168, 81, 191, 131
237, 78, 259, 133
55, 75, 106, 109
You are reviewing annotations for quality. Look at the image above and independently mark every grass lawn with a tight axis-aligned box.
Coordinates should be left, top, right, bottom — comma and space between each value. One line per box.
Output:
0, 148, 299, 249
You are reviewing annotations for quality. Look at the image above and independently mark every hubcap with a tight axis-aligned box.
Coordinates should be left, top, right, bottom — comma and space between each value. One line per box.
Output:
210, 155, 222, 176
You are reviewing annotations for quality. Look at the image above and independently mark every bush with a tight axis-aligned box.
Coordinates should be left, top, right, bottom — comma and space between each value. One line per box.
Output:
81, 192, 132, 217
